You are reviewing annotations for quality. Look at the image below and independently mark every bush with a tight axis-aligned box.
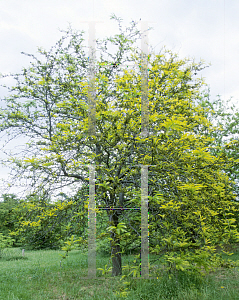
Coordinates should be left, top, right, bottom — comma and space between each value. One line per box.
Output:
0, 233, 15, 258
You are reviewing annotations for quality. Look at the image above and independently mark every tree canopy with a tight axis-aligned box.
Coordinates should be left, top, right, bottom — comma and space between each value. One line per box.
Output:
0, 15, 239, 283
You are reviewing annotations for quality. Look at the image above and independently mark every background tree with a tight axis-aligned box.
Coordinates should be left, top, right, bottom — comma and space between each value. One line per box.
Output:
194, 94, 239, 200
4, 186, 89, 251
0, 15, 239, 279
185, 92, 239, 233
0, 194, 21, 245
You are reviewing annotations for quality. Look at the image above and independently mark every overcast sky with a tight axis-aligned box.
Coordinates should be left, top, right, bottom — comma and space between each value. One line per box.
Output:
0, 0, 238, 202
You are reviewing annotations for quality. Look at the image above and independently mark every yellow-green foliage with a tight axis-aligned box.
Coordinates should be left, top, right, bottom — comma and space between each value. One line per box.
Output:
107, 49, 239, 296
1, 18, 239, 299
7, 190, 89, 250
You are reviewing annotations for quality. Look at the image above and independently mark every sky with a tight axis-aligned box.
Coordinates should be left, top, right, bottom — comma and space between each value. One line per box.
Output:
0, 0, 238, 202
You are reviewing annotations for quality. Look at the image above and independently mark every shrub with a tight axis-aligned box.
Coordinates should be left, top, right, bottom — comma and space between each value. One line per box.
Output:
0, 233, 15, 258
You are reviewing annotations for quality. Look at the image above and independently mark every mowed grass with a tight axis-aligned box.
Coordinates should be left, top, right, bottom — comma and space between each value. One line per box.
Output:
0, 244, 239, 300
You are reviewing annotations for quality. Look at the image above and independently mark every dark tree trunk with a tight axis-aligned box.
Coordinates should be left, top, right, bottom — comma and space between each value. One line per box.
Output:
108, 210, 122, 276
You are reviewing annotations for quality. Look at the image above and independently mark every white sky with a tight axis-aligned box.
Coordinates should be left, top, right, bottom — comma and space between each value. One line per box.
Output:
0, 0, 238, 202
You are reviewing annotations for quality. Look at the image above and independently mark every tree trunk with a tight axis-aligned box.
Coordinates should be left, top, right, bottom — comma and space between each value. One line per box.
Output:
108, 210, 122, 276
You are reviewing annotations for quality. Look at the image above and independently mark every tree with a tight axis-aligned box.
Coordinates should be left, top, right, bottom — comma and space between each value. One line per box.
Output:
184, 92, 239, 233
4, 186, 89, 251
192, 93, 239, 200
0, 15, 239, 282
0, 194, 20, 240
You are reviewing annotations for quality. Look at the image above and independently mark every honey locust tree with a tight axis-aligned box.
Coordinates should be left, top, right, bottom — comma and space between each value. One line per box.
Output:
0, 15, 154, 276
0, 15, 239, 282
110, 49, 239, 283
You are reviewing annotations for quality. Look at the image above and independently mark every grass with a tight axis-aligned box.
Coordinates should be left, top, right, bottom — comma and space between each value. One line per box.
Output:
0, 244, 239, 300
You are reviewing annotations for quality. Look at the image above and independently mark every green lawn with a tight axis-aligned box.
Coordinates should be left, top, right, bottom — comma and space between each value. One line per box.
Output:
0, 245, 239, 300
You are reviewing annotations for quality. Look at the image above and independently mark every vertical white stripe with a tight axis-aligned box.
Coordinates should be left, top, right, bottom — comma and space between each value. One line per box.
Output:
88, 21, 96, 278
140, 21, 149, 278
